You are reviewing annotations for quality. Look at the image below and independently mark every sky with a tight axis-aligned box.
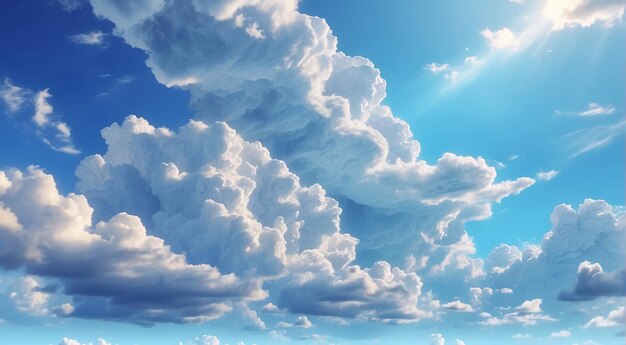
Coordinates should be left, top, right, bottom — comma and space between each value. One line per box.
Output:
0, 1, 624, 345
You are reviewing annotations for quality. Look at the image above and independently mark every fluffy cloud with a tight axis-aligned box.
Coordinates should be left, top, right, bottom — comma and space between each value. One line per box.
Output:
480, 28, 519, 50
543, 0, 625, 30
431, 333, 445, 345
8, 276, 51, 316
583, 306, 624, 328
484, 199, 625, 304
479, 299, 555, 326
277, 315, 313, 329
59, 338, 112, 345
89, 0, 534, 280
559, 261, 626, 301
442, 300, 474, 312
0, 166, 265, 325
74, 115, 434, 323
549, 330, 571, 338
69, 31, 107, 46
0, 79, 28, 113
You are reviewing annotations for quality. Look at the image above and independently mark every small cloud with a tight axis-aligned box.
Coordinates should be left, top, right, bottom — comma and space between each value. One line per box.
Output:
583, 306, 625, 329
55, 0, 85, 12
480, 28, 519, 50
442, 300, 475, 312
277, 315, 313, 329
549, 330, 571, 338
425, 63, 450, 74
578, 103, 616, 117
32, 89, 80, 154
245, 22, 265, 39
499, 288, 514, 294
0, 79, 29, 113
69, 31, 107, 46
516, 298, 542, 313
512, 333, 530, 339
536, 170, 559, 181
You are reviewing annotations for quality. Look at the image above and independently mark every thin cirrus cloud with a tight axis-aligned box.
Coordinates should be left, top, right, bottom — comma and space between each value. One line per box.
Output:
0, 80, 79, 154
69, 30, 107, 46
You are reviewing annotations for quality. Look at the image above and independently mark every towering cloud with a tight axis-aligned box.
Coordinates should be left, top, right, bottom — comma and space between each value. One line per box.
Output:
89, 0, 533, 277
73, 115, 433, 323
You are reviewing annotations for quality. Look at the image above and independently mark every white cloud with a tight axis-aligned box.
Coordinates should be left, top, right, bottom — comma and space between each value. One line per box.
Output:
543, 0, 626, 30
559, 261, 626, 301
549, 330, 571, 338
442, 300, 474, 312
500, 288, 514, 294
578, 103, 616, 116
0, 165, 266, 324
277, 315, 313, 329
9, 276, 50, 316
480, 28, 519, 50
32, 89, 80, 154
536, 170, 559, 181
431, 333, 445, 345
69, 31, 107, 46
245, 22, 265, 39
516, 298, 542, 313
0, 79, 28, 113
583, 306, 625, 328
512, 333, 531, 339
455, 340, 465, 345
89, 0, 535, 285
425, 63, 450, 73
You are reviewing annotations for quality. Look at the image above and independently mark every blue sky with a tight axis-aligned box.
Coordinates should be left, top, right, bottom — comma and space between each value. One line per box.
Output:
0, 1, 624, 345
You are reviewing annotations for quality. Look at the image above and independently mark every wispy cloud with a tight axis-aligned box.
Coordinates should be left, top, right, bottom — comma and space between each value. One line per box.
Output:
578, 103, 616, 116
0, 79, 28, 113
536, 170, 559, 181
32, 89, 80, 154
69, 30, 107, 46
562, 119, 626, 157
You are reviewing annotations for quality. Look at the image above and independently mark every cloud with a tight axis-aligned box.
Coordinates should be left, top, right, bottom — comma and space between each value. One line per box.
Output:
0, 166, 266, 325
484, 199, 625, 305
89, 0, 534, 281
73, 115, 435, 324
8, 276, 50, 316
277, 315, 313, 329
549, 330, 571, 338
0, 79, 28, 113
583, 306, 624, 328
431, 333, 445, 345
515, 298, 542, 313
562, 119, 626, 157
577, 103, 616, 116
59, 338, 112, 345
442, 300, 474, 312
536, 170, 559, 181
480, 28, 519, 50
559, 262, 626, 301
425, 63, 450, 73
32, 89, 80, 154
512, 333, 531, 339
55, 0, 86, 12
543, 0, 626, 30
69, 31, 107, 46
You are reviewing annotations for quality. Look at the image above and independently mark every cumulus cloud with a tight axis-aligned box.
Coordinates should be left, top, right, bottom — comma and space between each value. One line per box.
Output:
277, 315, 313, 329
69, 31, 107, 46
583, 306, 624, 328
32, 89, 80, 154
559, 261, 626, 301
480, 28, 519, 50
0, 166, 265, 325
543, 0, 625, 30
484, 199, 625, 305
73, 115, 434, 324
549, 330, 571, 338
442, 300, 474, 312
9, 276, 50, 316
431, 333, 445, 345
88, 0, 534, 281
0, 79, 28, 113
